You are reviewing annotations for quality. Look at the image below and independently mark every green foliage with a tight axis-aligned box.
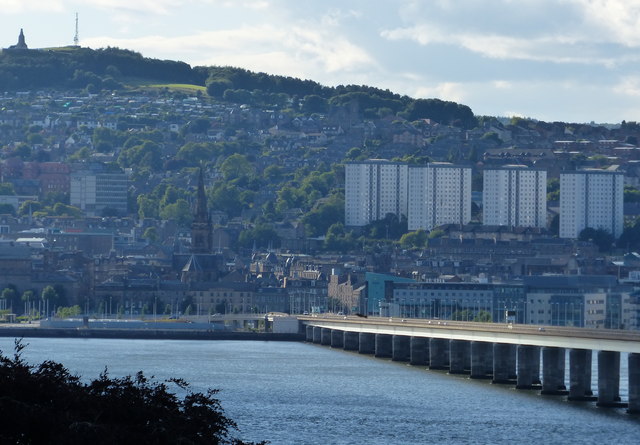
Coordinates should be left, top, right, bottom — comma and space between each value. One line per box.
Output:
118, 140, 163, 172
220, 153, 255, 182
323, 223, 358, 252
0, 182, 16, 195
302, 193, 344, 237
624, 186, 640, 203
176, 142, 217, 166
0, 47, 202, 90
0, 341, 263, 444
208, 182, 244, 218
238, 223, 280, 249
399, 229, 428, 249
579, 227, 615, 252
547, 178, 560, 201
403, 98, 477, 128
143, 226, 159, 243
159, 199, 192, 226
473, 310, 492, 323
618, 218, 640, 250
56, 305, 82, 318
365, 213, 408, 240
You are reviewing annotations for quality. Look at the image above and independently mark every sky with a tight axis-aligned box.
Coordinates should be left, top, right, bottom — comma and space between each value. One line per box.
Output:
2, 0, 640, 124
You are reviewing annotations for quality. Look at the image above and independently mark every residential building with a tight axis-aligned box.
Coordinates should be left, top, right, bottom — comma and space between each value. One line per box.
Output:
407, 163, 472, 231
483, 165, 547, 228
559, 169, 624, 238
345, 160, 408, 226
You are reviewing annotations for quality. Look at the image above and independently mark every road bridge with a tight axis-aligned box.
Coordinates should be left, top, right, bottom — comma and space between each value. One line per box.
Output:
300, 315, 640, 414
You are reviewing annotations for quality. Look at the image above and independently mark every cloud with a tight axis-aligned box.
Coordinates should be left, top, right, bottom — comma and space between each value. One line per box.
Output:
382, 0, 640, 66
0, 0, 65, 13
83, 23, 375, 77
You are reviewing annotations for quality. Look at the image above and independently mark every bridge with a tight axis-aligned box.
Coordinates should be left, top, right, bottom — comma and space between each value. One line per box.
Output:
300, 315, 640, 414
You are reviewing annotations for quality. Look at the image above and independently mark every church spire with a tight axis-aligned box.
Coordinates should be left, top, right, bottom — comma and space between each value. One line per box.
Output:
190, 167, 213, 254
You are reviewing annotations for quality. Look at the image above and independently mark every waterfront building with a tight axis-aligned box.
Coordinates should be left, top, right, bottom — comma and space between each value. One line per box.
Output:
559, 169, 624, 238
407, 163, 472, 231
483, 165, 547, 228
345, 160, 408, 226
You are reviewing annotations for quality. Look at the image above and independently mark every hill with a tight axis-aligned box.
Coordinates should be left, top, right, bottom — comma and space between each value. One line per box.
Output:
0, 46, 477, 128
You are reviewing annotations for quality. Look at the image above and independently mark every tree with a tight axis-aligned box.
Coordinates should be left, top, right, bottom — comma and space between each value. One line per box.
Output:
0, 341, 264, 444
399, 230, 428, 249
143, 226, 159, 243
579, 227, 615, 252
0, 183, 16, 195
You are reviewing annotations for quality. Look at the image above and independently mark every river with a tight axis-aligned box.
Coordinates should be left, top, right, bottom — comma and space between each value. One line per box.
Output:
0, 337, 638, 444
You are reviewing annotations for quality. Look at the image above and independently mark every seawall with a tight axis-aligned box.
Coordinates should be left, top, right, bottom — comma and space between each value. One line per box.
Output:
0, 327, 305, 342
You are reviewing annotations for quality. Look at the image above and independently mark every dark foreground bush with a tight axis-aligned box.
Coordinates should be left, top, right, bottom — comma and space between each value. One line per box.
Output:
0, 340, 266, 444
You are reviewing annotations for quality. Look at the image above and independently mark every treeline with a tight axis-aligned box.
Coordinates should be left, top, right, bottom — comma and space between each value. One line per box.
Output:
0, 46, 477, 128
0, 47, 203, 90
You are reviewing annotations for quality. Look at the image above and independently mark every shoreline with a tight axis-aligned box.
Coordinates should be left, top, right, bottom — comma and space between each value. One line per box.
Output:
0, 327, 305, 342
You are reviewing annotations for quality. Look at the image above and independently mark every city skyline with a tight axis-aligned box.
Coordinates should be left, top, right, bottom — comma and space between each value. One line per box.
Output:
3, 0, 640, 124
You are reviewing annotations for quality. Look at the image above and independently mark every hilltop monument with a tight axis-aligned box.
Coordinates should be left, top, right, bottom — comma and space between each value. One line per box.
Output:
8, 29, 28, 50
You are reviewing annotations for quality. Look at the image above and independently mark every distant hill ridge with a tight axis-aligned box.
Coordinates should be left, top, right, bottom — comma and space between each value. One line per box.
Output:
0, 45, 477, 128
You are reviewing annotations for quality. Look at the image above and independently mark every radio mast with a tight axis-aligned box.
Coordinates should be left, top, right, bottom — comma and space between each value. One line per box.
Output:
73, 13, 79, 46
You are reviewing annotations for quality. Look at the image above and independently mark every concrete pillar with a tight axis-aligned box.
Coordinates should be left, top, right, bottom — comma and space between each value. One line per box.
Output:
312, 326, 322, 344
493, 343, 516, 384
568, 349, 594, 401
343, 331, 359, 351
358, 332, 375, 355
330, 329, 344, 348
429, 338, 449, 370
541, 347, 567, 395
305, 325, 313, 342
392, 335, 410, 362
516, 345, 540, 389
470, 341, 493, 379
597, 350, 622, 407
375, 334, 392, 358
410, 337, 429, 366
628, 353, 640, 414
449, 340, 470, 375
321, 328, 332, 345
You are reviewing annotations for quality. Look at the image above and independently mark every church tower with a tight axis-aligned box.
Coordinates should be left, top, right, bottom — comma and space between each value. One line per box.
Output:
190, 167, 213, 254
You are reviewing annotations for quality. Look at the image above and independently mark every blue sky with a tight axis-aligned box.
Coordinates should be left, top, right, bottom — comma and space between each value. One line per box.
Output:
3, 0, 640, 124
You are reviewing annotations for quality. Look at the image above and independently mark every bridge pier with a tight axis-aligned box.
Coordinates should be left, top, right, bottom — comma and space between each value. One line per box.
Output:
541, 347, 567, 395
516, 345, 540, 389
629, 353, 640, 414
410, 337, 429, 366
429, 338, 449, 370
330, 329, 344, 348
492, 343, 516, 384
568, 349, 594, 401
470, 341, 493, 379
343, 331, 359, 351
312, 326, 322, 344
358, 332, 375, 355
375, 334, 393, 358
449, 340, 470, 375
321, 328, 332, 346
392, 335, 410, 362
305, 325, 313, 342
597, 350, 623, 407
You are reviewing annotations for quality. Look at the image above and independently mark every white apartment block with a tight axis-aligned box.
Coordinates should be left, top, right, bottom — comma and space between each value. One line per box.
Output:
345, 160, 408, 226
483, 165, 547, 228
407, 163, 472, 231
559, 170, 624, 238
